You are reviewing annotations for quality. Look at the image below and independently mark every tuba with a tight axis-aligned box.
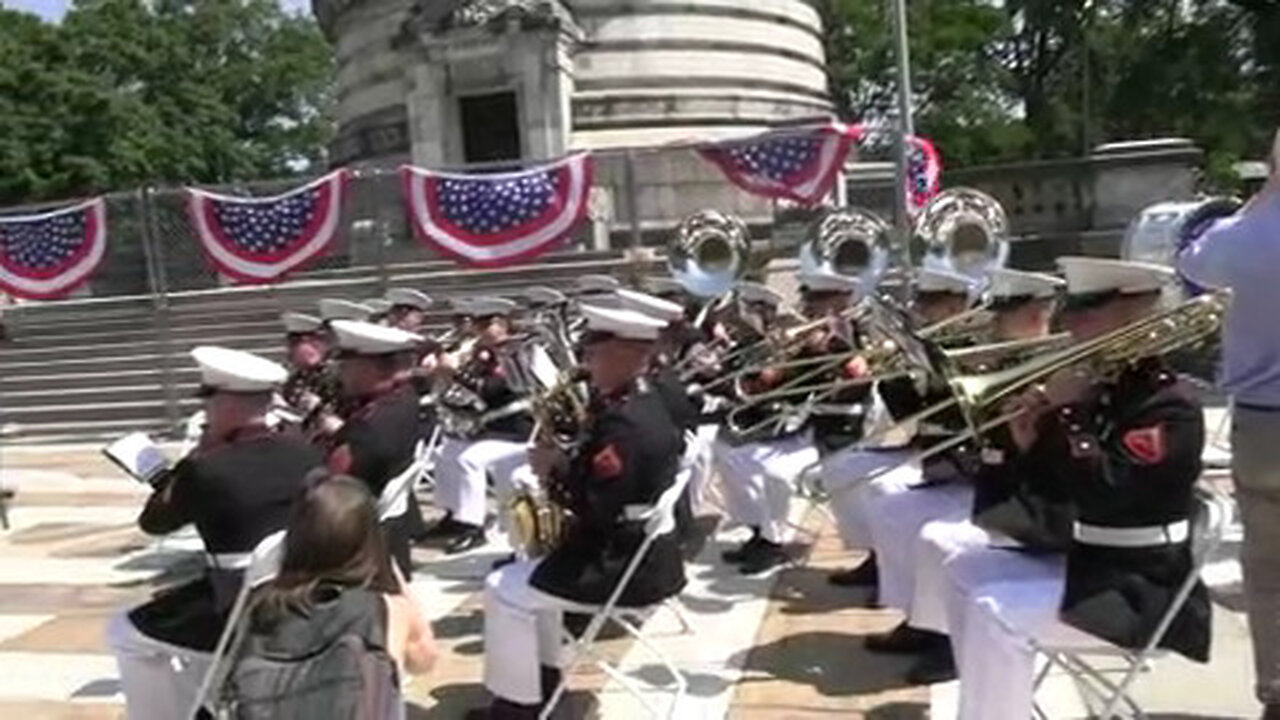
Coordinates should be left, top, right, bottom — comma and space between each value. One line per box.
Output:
914, 188, 1010, 281
668, 210, 751, 299
799, 207, 891, 288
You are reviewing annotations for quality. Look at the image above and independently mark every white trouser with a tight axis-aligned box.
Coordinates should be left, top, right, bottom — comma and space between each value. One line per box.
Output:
713, 432, 819, 544
865, 479, 973, 612
686, 424, 718, 508
958, 564, 1089, 720
434, 436, 535, 527
483, 560, 583, 705
908, 516, 994, 634
825, 449, 915, 550
106, 611, 213, 720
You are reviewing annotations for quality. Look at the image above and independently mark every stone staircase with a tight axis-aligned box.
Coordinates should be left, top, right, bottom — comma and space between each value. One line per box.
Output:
0, 250, 660, 445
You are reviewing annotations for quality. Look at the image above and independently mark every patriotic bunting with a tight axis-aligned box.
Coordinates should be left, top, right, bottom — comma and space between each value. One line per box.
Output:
698, 121, 864, 205
187, 169, 349, 284
401, 153, 594, 267
0, 199, 107, 299
905, 134, 943, 216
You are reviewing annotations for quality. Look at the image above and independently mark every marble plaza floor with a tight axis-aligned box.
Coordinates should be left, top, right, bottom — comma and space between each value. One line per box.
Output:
0, 442, 1261, 719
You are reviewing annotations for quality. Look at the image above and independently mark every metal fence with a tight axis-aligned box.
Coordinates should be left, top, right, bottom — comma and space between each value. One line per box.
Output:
0, 139, 873, 308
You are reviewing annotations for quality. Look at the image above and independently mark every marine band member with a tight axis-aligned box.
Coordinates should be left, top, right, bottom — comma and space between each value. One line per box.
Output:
280, 312, 342, 442
432, 297, 538, 554
107, 347, 323, 720
384, 287, 433, 333
715, 271, 860, 575
861, 268, 1067, 682
954, 257, 1210, 720
326, 320, 426, 576
827, 267, 979, 587
474, 304, 685, 719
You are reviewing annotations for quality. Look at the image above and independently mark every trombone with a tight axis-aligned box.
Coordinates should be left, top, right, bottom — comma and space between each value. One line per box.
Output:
810, 292, 1227, 493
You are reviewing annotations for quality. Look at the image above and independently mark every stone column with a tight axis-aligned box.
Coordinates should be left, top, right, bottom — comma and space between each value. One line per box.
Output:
406, 59, 449, 168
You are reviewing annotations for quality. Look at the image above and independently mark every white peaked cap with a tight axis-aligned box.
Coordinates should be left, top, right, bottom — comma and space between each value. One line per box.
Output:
581, 304, 667, 341
576, 274, 622, 293
798, 271, 859, 293
364, 298, 393, 315
330, 320, 423, 355
986, 268, 1065, 301
524, 286, 568, 306
616, 289, 684, 323
735, 281, 785, 307
386, 288, 432, 311
916, 268, 974, 295
445, 296, 473, 315
646, 276, 686, 297
318, 298, 374, 321
191, 346, 287, 393
1056, 256, 1174, 296
468, 296, 519, 317
281, 312, 322, 334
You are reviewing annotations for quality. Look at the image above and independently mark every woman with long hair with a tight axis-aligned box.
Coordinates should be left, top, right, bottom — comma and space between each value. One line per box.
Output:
224, 471, 436, 718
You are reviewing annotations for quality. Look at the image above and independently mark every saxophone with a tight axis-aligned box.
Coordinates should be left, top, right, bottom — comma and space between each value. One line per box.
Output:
508, 371, 590, 558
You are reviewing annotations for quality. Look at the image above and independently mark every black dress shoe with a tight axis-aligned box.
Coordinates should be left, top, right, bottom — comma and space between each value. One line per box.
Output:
738, 539, 788, 575
422, 514, 465, 539
864, 622, 945, 654
905, 642, 957, 685
721, 529, 763, 564
828, 555, 878, 587
443, 525, 487, 554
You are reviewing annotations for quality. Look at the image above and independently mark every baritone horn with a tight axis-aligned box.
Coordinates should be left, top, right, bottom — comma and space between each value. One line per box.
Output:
915, 187, 1010, 281
508, 370, 588, 558
799, 207, 891, 288
667, 209, 751, 299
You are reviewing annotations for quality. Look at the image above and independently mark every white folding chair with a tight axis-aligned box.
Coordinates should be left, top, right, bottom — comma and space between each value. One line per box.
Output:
1028, 488, 1231, 720
187, 530, 287, 718
539, 471, 693, 720
377, 439, 430, 523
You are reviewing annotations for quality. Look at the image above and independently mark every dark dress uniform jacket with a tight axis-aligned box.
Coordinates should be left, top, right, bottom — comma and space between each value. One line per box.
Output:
531, 380, 687, 607
969, 422, 1075, 551
468, 347, 535, 442
331, 384, 422, 575
131, 427, 323, 651
1036, 360, 1210, 662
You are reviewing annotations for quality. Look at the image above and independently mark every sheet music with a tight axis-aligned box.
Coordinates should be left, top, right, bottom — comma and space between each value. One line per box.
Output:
103, 432, 170, 484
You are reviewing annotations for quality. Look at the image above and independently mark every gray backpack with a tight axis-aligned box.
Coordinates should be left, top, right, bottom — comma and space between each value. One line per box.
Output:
217, 587, 403, 720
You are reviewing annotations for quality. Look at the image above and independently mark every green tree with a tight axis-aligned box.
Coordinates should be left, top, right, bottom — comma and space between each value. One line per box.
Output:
0, 0, 332, 204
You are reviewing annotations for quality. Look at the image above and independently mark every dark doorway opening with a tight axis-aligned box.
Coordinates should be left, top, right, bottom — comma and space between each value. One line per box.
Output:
460, 92, 521, 164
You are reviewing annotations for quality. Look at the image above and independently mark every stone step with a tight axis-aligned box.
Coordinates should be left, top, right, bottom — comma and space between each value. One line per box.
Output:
3, 398, 201, 427
0, 346, 284, 378
1, 368, 200, 393
0, 333, 281, 363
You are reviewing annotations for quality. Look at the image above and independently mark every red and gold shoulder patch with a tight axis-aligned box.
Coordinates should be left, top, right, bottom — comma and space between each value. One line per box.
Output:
591, 444, 624, 479
1122, 425, 1166, 465
327, 444, 354, 474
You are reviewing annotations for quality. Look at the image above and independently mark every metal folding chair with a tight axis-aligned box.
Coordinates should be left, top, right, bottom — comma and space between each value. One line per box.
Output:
377, 439, 430, 523
186, 530, 287, 718
539, 470, 693, 720
1028, 488, 1231, 720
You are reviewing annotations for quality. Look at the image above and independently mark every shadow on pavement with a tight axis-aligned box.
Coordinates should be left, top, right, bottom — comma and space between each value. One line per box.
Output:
728, 631, 918, 697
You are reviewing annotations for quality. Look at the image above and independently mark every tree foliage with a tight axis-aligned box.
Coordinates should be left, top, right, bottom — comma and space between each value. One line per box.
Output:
824, 0, 1277, 186
0, 0, 332, 205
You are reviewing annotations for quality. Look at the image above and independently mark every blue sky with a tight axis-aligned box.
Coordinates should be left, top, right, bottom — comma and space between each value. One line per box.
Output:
3, 0, 312, 21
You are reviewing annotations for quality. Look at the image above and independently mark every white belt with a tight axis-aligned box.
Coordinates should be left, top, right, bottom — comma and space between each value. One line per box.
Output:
206, 551, 252, 570
622, 504, 654, 522
808, 403, 864, 417
1072, 520, 1190, 548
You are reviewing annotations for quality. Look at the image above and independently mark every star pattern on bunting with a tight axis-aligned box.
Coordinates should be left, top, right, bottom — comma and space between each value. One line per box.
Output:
437, 173, 563, 235
210, 192, 318, 254
0, 212, 86, 270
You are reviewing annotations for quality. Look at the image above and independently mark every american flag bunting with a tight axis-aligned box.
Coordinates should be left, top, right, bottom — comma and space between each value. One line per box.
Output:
698, 122, 864, 205
0, 198, 107, 299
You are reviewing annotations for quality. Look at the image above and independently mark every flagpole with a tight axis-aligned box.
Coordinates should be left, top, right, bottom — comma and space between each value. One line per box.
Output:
890, 0, 915, 293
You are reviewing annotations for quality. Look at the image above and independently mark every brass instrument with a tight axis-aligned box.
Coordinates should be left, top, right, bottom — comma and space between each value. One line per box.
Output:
508, 369, 589, 558
943, 333, 1074, 374
799, 207, 891, 287
668, 209, 751, 299
915, 188, 1010, 281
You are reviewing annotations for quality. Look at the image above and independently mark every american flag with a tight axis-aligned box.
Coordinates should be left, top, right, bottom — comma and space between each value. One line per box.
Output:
402, 153, 593, 267
905, 135, 943, 215
699, 122, 864, 205
187, 170, 348, 283
0, 199, 107, 299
